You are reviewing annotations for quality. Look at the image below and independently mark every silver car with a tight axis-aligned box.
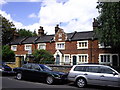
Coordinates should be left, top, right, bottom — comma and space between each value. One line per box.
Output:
67, 64, 120, 88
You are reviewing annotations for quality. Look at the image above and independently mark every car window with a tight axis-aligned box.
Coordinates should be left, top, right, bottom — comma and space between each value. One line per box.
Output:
74, 66, 87, 72
26, 64, 32, 69
87, 66, 99, 73
32, 64, 41, 71
40, 65, 52, 71
100, 67, 114, 74
22, 64, 27, 68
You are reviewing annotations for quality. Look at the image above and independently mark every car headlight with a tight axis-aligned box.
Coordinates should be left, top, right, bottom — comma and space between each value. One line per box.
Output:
53, 74, 61, 79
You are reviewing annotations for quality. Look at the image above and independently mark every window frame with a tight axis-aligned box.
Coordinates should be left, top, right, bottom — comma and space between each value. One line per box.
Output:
64, 54, 70, 64
78, 54, 88, 64
25, 44, 32, 51
38, 43, 46, 50
56, 42, 65, 50
11, 45, 17, 51
77, 40, 88, 49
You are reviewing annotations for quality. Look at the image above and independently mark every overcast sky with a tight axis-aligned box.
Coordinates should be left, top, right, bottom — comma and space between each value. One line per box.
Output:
0, 0, 99, 34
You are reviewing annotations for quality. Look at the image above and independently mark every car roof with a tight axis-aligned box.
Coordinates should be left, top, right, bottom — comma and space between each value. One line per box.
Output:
73, 64, 109, 67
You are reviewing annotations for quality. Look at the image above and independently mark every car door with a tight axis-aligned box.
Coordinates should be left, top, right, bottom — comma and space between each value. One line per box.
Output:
85, 66, 101, 85
31, 64, 47, 81
23, 64, 33, 78
99, 66, 119, 87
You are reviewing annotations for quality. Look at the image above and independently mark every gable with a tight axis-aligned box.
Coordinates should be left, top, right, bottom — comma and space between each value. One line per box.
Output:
54, 29, 67, 42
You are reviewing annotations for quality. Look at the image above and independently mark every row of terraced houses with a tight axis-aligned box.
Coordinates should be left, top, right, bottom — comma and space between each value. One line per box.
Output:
9, 19, 119, 66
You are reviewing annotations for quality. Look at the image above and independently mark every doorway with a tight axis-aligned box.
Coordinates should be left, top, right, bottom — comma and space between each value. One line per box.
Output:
112, 55, 118, 66
73, 56, 77, 65
56, 55, 60, 64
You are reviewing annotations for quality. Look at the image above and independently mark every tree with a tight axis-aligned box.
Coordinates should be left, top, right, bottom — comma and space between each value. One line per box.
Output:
17, 29, 37, 37
32, 49, 54, 64
96, 2, 120, 48
2, 45, 15, 62
1, 14, 16, 45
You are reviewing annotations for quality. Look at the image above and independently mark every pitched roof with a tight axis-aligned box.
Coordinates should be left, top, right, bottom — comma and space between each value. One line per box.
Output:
36, 35, 54, 43
10, 37, 27, 45
22, 36, 39, 44
10, 31, 95, 45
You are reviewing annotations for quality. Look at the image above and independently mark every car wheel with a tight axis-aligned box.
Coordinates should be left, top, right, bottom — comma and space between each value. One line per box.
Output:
76, 78, 87, 88
16, 73, 22, 80
46, 76, 54, 85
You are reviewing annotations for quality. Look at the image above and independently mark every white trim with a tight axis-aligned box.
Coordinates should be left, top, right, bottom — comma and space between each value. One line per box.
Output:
25, 44, 32, 51
98, 42, 111, 48
11, 45, 17, 51
64, 54, 70, 64
54, 50, 63, 65
37, 43, 46, 50
99, 53, 119, 66
56, 42, 65, 50
77, 54, 89, 64
77, 40, 88, 49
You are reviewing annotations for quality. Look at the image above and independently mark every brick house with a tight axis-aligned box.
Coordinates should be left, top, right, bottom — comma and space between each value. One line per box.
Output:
10, 20, 119, 66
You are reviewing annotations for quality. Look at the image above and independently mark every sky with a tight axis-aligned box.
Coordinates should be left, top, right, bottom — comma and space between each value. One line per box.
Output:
0, 0, 99, 34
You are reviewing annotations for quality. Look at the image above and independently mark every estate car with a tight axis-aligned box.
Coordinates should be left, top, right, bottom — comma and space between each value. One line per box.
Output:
67, 64, 120, 88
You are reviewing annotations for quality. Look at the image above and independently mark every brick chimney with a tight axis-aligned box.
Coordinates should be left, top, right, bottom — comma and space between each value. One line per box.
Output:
38, 26, 44, 36
55, 24, 60, 34
93, 18, 98, 30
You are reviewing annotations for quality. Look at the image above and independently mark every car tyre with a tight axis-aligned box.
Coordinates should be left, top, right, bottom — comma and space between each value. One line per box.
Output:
46, 76, 54, 85
16, 73, 22, 80
76, 78, 87, 88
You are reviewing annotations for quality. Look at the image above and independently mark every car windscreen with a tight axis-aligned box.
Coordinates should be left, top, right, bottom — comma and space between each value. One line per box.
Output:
40, 65, 52, 71
111, 66, 120, 73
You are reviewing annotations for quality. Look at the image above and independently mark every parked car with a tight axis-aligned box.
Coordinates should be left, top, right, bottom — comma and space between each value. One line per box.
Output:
67, 64, 120, 88
0, 62, 14, 75
13, 63, 68, 84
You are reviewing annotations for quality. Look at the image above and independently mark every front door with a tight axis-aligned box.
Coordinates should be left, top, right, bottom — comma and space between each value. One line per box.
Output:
112, 55, 118, 66
73, 56, 77, 65
56, 55, 60, 65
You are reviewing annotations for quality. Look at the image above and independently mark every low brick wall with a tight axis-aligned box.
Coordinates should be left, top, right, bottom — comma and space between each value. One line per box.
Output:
48, 65, 72, 73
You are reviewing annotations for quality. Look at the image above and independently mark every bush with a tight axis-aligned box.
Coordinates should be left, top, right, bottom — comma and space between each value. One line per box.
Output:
32, 49, 54, 64
2, 45, 15, 62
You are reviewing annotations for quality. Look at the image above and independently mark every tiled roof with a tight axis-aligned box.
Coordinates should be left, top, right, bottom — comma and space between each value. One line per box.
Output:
36, 35, 54, 43
10, 37, 27, 45
22, 36, 39, 44
10, 31, 95, 45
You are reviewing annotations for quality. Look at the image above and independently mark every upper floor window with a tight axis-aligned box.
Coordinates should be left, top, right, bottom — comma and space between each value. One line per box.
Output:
38, 43, 46, 50
99, 42, 111, 48
56, 42, 65, 50
25, 44, 32, 51
11, 45, 17, 51
77, 41, 88, 49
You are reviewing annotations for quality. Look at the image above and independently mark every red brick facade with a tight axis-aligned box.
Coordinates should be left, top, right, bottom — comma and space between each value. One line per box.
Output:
10, 26, 119, 66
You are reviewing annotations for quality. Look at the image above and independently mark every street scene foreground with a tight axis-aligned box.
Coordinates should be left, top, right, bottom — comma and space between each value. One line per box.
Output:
1, 76, 120, 90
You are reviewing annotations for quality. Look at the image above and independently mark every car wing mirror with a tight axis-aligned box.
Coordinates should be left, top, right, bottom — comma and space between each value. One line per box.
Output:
113, 72, 118, 76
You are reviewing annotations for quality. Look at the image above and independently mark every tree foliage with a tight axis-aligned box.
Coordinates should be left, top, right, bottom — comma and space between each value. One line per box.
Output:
2, 45, 15, 62
96, 2, 120, 48
1, 14, 16, 45
17, 29, 37, 37
32, 49, 54, 64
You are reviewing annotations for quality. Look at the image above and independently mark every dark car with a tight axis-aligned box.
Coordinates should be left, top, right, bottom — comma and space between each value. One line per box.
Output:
13, 63, 68, 84
0, 62, 14, 75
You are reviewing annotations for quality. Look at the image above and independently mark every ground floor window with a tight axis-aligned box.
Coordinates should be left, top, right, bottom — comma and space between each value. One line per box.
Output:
78, 54, 88, 63
64, 55, 70, 64
99, 54, 119, 66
